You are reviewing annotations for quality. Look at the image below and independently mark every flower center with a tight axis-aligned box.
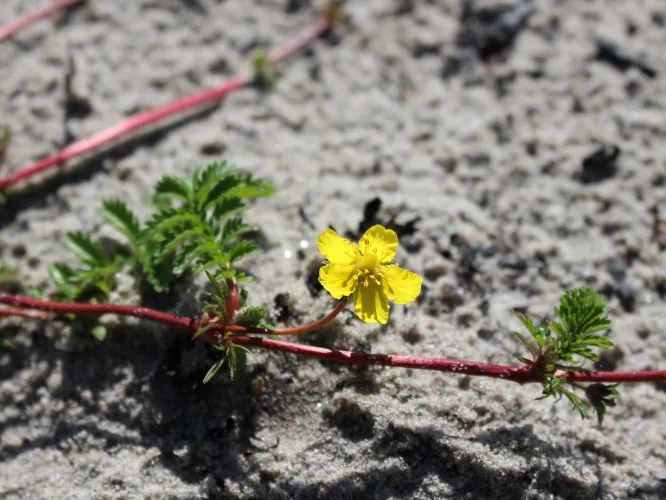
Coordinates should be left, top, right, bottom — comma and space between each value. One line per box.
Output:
359, 252, 379, 272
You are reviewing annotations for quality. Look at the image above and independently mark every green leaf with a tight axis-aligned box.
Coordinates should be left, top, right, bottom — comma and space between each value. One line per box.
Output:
203, 355, 226, 384
154, 176, 191, 204
196, 162, 234, 192
63, 232, 109, 267
228, 345, 249, 380
239, 289, 249, 308
102, 199, 141, 245
205, 271, 229, 303
217, 218, 254, 246
555, 288, 610, 338
26, 285, 43, 299
514, 312, 538, 337
155, 228, 206, 263
236, 307, 264, 327
48, 263, 78, 299
513, 331, 536, 357
91, 325, 107, 342
227, 240, 259, 264
226, 173, 275, 200
210, 198, 246, 226
585, 383, 619, 425
144, 210, 201, 240
199, 175, 239, 212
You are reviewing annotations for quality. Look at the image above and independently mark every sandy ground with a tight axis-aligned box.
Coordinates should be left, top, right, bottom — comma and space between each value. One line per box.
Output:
1, 0, 665, 498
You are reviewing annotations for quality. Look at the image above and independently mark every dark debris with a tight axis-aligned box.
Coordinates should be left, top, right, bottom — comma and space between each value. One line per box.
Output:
579, 144, 620, 184
346, 197, 422, 244
273, 293, 300, 324
596, 41, 659, 78
458, 0, 534, 61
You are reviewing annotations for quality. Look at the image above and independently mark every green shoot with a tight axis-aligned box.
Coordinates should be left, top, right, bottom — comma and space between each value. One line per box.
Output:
49, 160, 274, 296
514, 288, 616, 423
48, 233, 129, 302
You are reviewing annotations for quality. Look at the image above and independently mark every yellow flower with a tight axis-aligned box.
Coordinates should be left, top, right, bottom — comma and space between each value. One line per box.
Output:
317, 225, 423, 324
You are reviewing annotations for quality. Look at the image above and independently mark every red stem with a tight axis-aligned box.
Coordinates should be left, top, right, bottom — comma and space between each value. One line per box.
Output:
0, 0, 80, 43
0, 293, 195, 330
0, 15, 332, 192
225, 297, 348, 336
268, 16, 331, 64
2, 293, 665, 385
0, 305, 53, 320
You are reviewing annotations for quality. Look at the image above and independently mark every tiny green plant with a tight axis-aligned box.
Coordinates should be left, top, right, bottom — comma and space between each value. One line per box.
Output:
1, 160, 665, 425
513, 288, 618, 423
49, 161, 274, 301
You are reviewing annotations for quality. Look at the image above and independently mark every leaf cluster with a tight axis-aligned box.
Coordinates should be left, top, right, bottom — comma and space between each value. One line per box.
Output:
49, 232, 129, 301
196, 271, 274, 383
513, 288, 617, 423
142, 161, 273, 291
48, 161, 274, 300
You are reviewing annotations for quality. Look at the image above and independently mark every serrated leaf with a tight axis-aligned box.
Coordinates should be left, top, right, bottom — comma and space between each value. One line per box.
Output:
210, 198, 245, 226
196, 162, 233, 193
48, 263, 78, 299
227, 240, 259, 264
513, 331, 536, 357
562, 388, 588, 419
236, 306, 264, 327
205, 271, 229, 303
102, 199, 141, 244
154, 176, 191, 204
91, 325, 107, 341
63, 232, 109, 267
176, 241, 221, 276
514, 312, 538, 337
217, 218, 254, 245
143, 255, 174, 293
203, 355, 226, 384
239, 289, 248, 308
585, 383, 619, 425
555, 288, 610, 337
144, 210, 201, 240
226, 173, 275, 199
199, 175, 239, 211
155, 228, 205, 263
229, 345, 248, 380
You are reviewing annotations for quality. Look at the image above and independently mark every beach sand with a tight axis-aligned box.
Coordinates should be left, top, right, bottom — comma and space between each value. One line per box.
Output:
1, 1, 665, 498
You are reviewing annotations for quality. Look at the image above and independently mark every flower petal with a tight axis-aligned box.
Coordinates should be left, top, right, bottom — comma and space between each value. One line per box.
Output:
318, 228, 358, 265
359, 225, 398, 263
352, 279, 390, 324
319, 263, 359, 299
380, 264, 423, 305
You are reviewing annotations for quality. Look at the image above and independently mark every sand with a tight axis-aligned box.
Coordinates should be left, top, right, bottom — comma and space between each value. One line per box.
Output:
1, 0, 665, 498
